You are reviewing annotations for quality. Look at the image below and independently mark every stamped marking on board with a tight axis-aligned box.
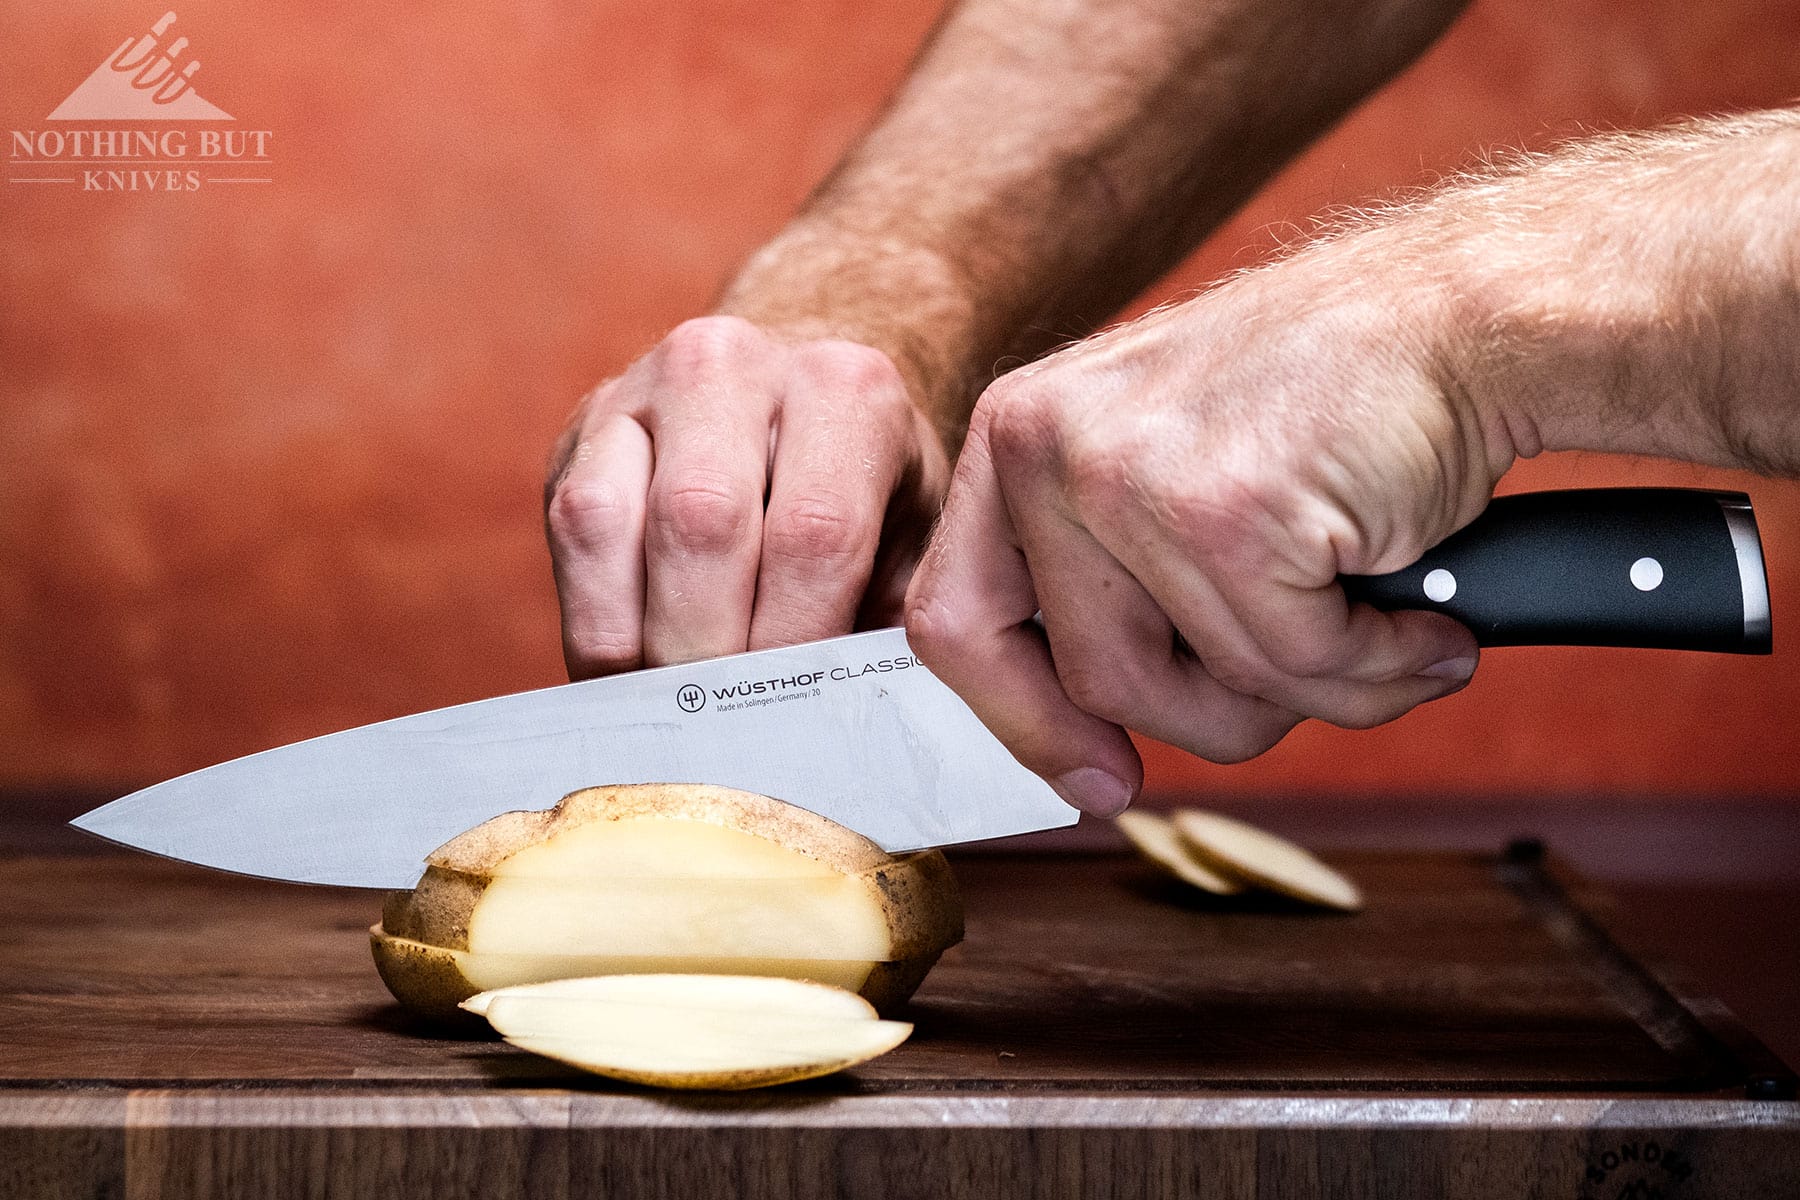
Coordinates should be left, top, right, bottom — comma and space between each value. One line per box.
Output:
1575, 1136, 1696, 1199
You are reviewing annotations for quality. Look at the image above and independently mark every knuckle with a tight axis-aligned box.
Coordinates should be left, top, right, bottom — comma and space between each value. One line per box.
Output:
1061, 442, 1134, 521
1264, 637, 1348, 681
566, 630, 641, 676
546, 476, 639, 553
1202, 649, 1280, 698
544, 393, 614, 502
1056, 658, 1142, 725
656, 315, 764, 379
1168, 484, 1264, 563
800, 341, 904, 396
902, 590, 970, 666
979, 377, 1060, 468
651, 474, 756, 557
764, 496, 871, 567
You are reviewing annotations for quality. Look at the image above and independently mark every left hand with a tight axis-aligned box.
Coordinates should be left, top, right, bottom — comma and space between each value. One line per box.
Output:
545, 317, 949, 679
903, 245, 1508, 815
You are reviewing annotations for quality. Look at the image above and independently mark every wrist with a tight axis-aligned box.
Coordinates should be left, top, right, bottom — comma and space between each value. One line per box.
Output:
1423, 203, 1734, 472
1431, 240, 1609, 464
1286, 230, 1522, 505
716, 218, 990, 450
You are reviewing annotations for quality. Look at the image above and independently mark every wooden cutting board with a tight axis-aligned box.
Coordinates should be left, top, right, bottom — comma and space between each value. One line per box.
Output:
1, 842, 1795, 1198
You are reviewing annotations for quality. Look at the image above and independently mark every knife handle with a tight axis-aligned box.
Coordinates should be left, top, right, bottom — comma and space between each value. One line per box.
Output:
1339, 488, 1771, 652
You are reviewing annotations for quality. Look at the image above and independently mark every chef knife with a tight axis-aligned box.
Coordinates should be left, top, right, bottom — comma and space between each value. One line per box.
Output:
71, 487, 1770, 888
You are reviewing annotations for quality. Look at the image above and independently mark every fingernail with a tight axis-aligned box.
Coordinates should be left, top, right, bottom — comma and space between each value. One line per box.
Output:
1419, 656, 1478, 682
1050, 767, 1134, 817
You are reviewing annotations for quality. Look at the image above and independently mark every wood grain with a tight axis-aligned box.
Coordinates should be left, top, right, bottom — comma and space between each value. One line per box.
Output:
3, 1093, 1796, 1199
1, 842, 1795, 1197
0, 850, 1770, 1089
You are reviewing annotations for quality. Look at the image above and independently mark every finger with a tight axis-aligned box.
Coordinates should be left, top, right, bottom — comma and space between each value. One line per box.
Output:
748, 357, 906, 649
1102, 518, 1477, 728
1236, 580, 1481, 724
1004, 494, 1302, 764
640, 328, 778, 667
545, 411, 653, 678
1205, 507, 1481, 687
858, 532, 922, 629
857, 408, 952, 628
904, 425, 1142, 816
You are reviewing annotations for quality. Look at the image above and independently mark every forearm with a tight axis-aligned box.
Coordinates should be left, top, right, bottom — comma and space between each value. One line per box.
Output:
1391, 108, 1800, 478
900, 109, 1800, 790
720, 0, 1469, 444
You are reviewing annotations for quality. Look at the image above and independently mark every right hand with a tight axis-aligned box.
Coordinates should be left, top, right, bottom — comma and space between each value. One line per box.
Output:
904, 240, 1501, 813
546, 315, 951, 678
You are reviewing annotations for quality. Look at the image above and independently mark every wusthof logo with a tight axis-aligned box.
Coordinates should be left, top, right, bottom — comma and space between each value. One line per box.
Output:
8, 11, 273, 192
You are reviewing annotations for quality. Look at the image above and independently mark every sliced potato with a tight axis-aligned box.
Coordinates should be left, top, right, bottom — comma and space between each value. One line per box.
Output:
371, 784, 962, 1021
1171, 808, 1362, 911
467, 974, 911, 1089
370, 926, 880, 1023
462, 972, 880, 1020
1114, 810, 1244, 894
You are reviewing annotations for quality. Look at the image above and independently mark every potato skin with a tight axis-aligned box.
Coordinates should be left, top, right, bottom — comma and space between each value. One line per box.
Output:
857, 952, 951, 1014
371, 784, 963, 1024
367, 925, 488, 1029
379, 868, 482, 949
502, 1032, 909, 1090
865, 850, 964, 962
426, 783, 896, 877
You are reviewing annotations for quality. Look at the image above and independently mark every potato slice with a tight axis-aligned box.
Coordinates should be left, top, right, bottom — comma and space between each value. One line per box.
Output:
371, 784, 962, 1022
467, 974, 911, 1089
464, 972, 880, 1020
1114, 810, 1244, 894
1171, 809, 1362, 911
370, 926, 881, 1023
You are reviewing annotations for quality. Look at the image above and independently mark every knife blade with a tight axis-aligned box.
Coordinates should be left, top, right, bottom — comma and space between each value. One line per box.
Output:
71, 628, 1076, 888
71, 487, 1770, 888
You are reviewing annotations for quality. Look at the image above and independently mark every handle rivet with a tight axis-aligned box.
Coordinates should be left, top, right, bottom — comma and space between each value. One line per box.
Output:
1422, 569, 1457, 603
1630, 557, 1664, 592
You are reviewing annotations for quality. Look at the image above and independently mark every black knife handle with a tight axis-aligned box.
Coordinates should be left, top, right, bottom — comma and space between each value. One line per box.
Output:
1340, 488, 1771, 652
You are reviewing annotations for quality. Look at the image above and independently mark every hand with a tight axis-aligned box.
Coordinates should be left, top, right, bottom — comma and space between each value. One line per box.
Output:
546, 316, 950, 678
904, 247, 1508, 814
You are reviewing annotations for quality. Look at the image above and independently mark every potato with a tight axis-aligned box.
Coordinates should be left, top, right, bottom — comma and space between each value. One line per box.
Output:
371, 784, 963, 1023
463, 974, 913, 1090
1171, 808, 1362, 911
1114, 810, 1244, 895
1112, 807, 1363, 911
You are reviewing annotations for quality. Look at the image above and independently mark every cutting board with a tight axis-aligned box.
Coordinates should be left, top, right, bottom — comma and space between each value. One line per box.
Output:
1, 841, 1795, 1199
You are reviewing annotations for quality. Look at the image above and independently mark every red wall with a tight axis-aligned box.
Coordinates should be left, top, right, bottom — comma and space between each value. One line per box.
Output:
3, 0, 1797, 798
